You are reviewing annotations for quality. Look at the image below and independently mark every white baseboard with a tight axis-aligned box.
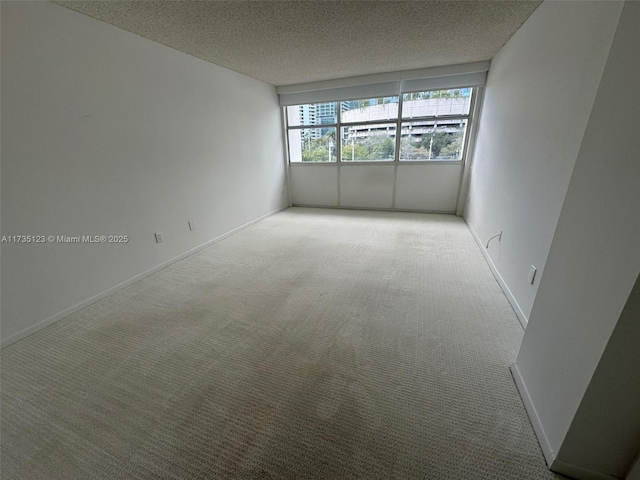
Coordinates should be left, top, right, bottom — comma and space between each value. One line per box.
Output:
1, 207, 287, 349
510, 364, 556, 466
550, 459, 621, 480
464, 220, 528, 329
292, 203, 456, 215
510, 369, 615, 479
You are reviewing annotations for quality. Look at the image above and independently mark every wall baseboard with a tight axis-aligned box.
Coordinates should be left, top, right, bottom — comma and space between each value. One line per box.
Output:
464, 219, 528, 328
510, 364, 556, 466
511, 370, 619, 479
1, 207, 287, 349
292, 203, 456, 215
550, 459, 621, 480
465, 222, 620, 480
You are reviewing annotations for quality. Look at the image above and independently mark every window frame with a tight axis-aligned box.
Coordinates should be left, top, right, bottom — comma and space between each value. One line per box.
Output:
285, 88, 477, 166
286, 126, 339, 163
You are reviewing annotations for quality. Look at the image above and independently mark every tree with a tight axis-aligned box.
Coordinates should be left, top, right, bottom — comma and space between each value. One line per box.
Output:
301, 131, 336, 162
368, 137, 394, 160
342, 142, 368, 161
420, 131, 452, 157
404, 91, 432, 101
440, 137, 462, 158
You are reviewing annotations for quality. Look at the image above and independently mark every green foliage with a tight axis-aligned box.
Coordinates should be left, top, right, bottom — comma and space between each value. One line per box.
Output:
341, 143, 368, 161
439, 138, 462, 158
400, 130, 463, 160
301, 131, 336, 162
419, 131, 453, 157
370, 137, 395, 159
302, 147, 330, 162
342, 133, 395, 161
355, 99, 372, 109
403, 89, 469, 101
301, 129, 463, 162
353, 97, 398, 109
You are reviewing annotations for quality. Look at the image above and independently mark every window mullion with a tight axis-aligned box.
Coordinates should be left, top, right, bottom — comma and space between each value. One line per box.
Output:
394, 95, 403, 163
336, 102, 342, 163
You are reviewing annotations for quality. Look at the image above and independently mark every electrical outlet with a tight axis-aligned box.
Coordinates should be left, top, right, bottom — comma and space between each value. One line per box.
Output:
528, 265, 537, 284
188, 221, 195, 231
154, 232, 164, 244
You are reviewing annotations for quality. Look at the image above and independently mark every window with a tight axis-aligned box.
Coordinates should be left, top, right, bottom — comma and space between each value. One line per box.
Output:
341, 124, 396, 162
400, 120, 468, 161
286, 89, 474, 163
287, 103, 338, 162
340, 97, 398, 162
341, 97, 398, 123
399, 89, 472, 162
402, 89, 472, 119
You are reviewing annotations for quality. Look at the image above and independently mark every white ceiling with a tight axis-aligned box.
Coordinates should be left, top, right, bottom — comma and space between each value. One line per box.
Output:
53, 0, 542, 86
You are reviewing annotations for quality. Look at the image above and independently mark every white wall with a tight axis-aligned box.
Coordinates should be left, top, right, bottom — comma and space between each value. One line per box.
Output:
290, 165, 338, 206
514, 1, 640, 476
340, 165, 395, 209
1, 1, 287, 346
290, 163, 462, 213
465, 0, 623, 323
395, 164, 462, 212
556, 274, 640, 477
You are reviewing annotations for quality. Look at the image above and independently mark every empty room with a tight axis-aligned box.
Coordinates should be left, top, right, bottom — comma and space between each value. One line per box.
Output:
1, 1, 639, 479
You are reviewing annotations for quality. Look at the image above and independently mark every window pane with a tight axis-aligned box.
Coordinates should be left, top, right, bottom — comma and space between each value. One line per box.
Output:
341, 124, 396, 162
399, 120, 467, 161
402, 89, 472, 119
288, 128, 337, 163
341, 97, 399, 123
287, 102, 338, 127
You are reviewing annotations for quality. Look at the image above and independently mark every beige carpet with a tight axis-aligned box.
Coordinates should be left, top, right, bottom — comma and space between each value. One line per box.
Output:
1, 207, 563, 479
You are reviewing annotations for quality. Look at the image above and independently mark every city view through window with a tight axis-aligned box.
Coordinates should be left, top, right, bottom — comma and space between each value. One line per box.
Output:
287, 88, 473, 163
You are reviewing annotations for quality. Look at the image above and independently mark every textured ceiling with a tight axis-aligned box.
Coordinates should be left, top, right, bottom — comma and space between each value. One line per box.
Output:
52, 0, 542, 86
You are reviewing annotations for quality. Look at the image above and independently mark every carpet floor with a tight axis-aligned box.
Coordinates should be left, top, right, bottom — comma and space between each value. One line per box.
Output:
1, 207, 563, 479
